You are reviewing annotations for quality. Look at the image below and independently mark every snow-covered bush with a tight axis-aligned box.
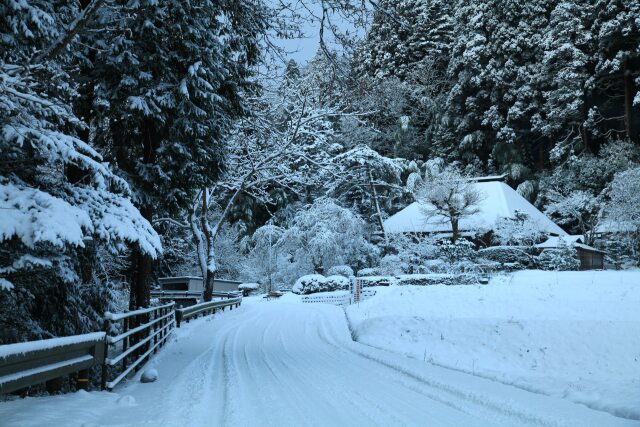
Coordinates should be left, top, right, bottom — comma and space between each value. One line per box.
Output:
357, 267, 380, 277
436, 240, 476, 263
537, 246, 580, 271
420, 259, 449, 273
325, 275, 350, 291
292, 274, 350, 294
358, 276, 394, 287
327, 265, 354, 277
492, 212, 546, 247
477, 246, 537, 270
378, 254, 408, 276
395, 273, 478, 286
292, 274, 328, 295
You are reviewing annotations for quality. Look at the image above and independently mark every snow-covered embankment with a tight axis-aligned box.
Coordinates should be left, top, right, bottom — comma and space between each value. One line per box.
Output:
346, 270, 640, 420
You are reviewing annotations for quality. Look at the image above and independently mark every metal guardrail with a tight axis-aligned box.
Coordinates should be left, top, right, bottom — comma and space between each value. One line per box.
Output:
175, 297, 241, 327
102, 302, 176, 390
0, 333, 106, 394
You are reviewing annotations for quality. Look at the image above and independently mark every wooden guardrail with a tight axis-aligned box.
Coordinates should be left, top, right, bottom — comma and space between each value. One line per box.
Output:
0, 295, 240, 395
175, 297, 241, 327
102, 302, 175, 390
0, 333, 106, 394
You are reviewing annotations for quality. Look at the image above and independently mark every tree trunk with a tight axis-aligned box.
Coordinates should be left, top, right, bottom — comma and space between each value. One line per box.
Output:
203, 270, 215, 302
624, 60, 635, 142
367, 167, 389, 249
580, 98, 591, 152
451, 218, 459, 244
130, 208, 153, 310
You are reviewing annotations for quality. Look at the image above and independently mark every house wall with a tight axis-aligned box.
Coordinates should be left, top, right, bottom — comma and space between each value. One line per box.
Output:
577, 249, 604, 270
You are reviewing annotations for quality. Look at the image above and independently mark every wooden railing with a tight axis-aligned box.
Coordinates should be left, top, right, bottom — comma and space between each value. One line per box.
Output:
102, 302, 176, 390
0, 295, 241, 395
176, 297, 241, 327
0, 333, 106, 394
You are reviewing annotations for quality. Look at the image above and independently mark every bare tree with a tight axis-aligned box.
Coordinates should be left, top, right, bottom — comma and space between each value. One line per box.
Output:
413, 166, 484, 243
188, 83, 342, 301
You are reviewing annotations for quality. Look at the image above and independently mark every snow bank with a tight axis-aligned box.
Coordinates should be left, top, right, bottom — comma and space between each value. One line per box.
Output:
346, 270, 640, 420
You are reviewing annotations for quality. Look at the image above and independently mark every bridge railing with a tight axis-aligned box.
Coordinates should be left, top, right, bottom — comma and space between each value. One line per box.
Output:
175, 297, 241, 327
102, 302, 176, 390
0, 333, 106, 395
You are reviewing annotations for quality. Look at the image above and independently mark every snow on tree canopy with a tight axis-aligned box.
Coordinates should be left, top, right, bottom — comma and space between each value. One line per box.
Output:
0, 182, 90, 248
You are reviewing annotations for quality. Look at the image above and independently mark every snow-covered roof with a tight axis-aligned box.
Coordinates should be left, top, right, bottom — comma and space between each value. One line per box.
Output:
159, 276, 203, 283
384, 181, 567, 236
535, 235, 605, 253
595, 219, 637, 234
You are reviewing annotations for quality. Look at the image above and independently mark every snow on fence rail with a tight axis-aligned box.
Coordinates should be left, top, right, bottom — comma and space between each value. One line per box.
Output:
175, 297, 242, 327
0, 332, 106, 395
102, 302, 175, 390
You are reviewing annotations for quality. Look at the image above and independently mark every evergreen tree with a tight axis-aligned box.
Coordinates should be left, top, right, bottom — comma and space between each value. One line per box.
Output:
81, 0, 268, 308
1, 1, 160, 341
356, 0, 454, 81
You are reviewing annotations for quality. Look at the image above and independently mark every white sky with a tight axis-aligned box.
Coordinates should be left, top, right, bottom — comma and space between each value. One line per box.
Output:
267, 1, 367, 66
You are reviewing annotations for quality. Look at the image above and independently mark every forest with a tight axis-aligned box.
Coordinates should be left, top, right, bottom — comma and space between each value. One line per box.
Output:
1, 0, 640, 343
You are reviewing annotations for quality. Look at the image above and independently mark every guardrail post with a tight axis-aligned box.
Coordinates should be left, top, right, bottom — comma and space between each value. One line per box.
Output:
176, 309, 182, 328
101, 319, 109, 390
77, 369, 90, 391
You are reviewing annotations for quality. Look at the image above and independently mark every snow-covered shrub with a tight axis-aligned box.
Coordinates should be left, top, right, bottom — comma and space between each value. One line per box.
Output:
477, 246, 536, 270
325, 275, 350, 291
395, 274, 478, 286
493, 211, 546, 247
537, 246, 580, 271
436, 240, 476, 263
292, 274, 328, 295
358, 276, 394, 287
378, 254, 408, 275
420, 259, 449, 273
327, 265, 354, 277
453, 260, 482, 273
357, 267, 380, 277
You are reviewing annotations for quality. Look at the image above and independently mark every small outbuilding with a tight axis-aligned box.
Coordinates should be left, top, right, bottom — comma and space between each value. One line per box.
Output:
152, 276, 243, 306
535, 236, 605, 270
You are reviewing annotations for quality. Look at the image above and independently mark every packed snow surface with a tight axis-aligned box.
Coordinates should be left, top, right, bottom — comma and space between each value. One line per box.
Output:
1, 294, 637, 426
346, 270, 640, 420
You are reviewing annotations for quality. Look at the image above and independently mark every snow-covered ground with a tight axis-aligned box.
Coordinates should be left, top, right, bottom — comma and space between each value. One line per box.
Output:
1, 292, 638, 426
346, 270, 640, 420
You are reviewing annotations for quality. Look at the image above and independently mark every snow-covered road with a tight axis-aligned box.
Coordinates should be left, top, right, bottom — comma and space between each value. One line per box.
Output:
1, 300, 637, 427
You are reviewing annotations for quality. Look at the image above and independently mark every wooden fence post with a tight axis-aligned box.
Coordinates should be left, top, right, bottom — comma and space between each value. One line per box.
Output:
77, 369, 90, 391
101, 319, 109, 390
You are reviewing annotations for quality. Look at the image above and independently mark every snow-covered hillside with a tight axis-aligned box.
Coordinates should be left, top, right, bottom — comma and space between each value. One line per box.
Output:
346, 270, 640, 420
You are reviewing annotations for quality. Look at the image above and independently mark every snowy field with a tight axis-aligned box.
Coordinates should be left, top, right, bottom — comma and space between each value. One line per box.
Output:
2, 293, 638, 426
346, 270, 640, 420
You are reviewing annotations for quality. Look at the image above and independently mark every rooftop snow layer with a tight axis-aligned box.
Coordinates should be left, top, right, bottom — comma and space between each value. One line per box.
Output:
384, 181, 567, 236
